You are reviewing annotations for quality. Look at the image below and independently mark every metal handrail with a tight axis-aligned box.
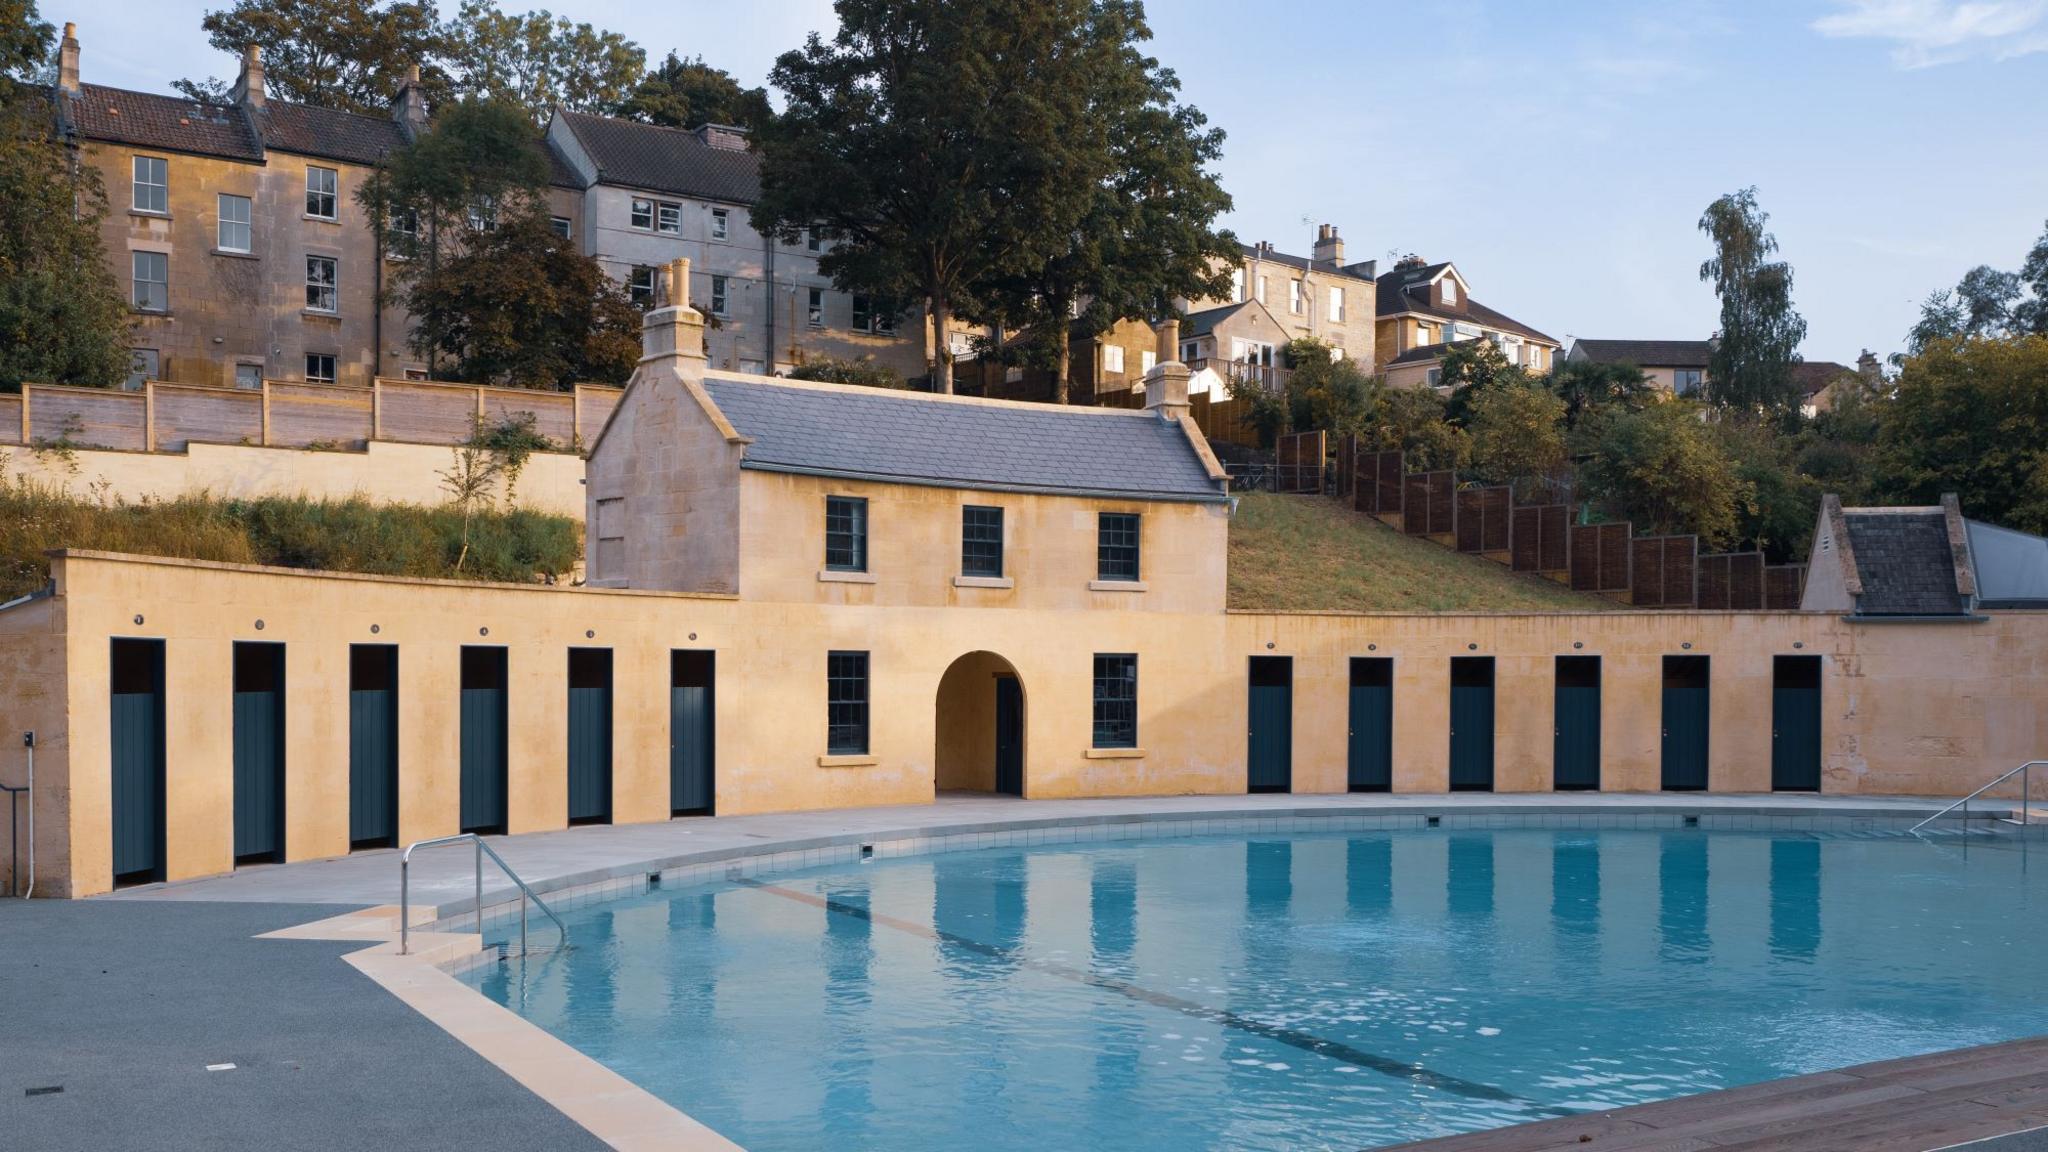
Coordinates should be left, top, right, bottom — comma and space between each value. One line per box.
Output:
400, 834, 567, 958
1910, 761, 2047, 836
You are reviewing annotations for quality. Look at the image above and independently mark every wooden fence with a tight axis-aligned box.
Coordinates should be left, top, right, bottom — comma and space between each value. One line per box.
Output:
0, 378, 622, 456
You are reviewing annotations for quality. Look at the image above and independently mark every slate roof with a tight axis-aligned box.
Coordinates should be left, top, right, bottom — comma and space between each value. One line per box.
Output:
1375, 260, 1559, 345
1572, 339, 1711, 368
253, 100, 409, 166
1386, 338, 1481, 367
554, 110, 760, 203
700, 376, 1228, 502
1792, 361, 1854, 398
1844, 511, 1965, 615
1182, 302, 1250, 339
1238, 242, 1375, 283
59, 83, 409, 166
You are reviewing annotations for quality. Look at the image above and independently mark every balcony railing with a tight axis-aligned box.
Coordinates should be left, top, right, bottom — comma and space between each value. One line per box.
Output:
1185, 358, 1289, 394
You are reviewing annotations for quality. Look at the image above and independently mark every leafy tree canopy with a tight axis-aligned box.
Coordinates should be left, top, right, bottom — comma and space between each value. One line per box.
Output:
1698, 187, 1807, 411
1545, 357, 1652, 430
1579, 398, 1748, 548
619, 51, 772, 132
440, 0, 643, 122
1905, 220, 2048, 353
1869, 334, 2048, 534
176, 0, 446, 113
1468, 382, 1567, 494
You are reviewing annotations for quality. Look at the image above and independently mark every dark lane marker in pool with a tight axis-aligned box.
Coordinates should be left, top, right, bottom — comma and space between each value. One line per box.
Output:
735, 877, 1558, 1111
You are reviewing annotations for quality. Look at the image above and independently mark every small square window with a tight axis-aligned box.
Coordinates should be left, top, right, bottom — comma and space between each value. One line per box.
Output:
305, 166, 338, 219
1097, 513, 1140, 582
961, 505, 1004, 578
630, 198, 654, 230
629, 265, 657, 308
711, 207, 729, 240
1103, 344, 1125, 374
305, 353, 336, 383
825, 495, 867, 572
710, 274, 728, 317
827, 651, 869, 755
132, 156, 167, 214
807, 287, 824, 328
550, 216, 572, 239
305, 255, 338, 313
657, 201, 681, 234
234, 363, 263, 390
131, 250, 168, 312
1092, 654, 1138, 749
217, 194, 251, 253
1675, 368, 1704, 396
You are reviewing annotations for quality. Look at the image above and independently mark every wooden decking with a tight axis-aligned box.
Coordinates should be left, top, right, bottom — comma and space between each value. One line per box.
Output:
1386, 1035, 2048, 1152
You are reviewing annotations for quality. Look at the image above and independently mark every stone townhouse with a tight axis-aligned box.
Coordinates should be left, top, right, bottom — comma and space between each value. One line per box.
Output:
50, 25, 424, 389
1376, 256, 1560, 389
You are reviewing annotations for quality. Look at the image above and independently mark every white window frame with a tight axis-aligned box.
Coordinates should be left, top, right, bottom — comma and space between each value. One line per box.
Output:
132, 156, 167, 214
1254, 276, 1266, 305
216, 193, 251, 253
628, 265, 657, 307
131, 251, 168, 312
656, 201, 681, 235
1140, 349, 1156, 373
1328, 285, 1345, 323
305, 254, 338, 313
710, 274, 728, 317
1442, 277, 1459, 305
630, 198, 654, 230
305, 166, 338, 220
1103, 344, 1125, 374
1231, 267, 1246, 303
305, 353, 337, 383
1288, 279, 1303, 315
550, 216, 572, 239
711, 207, 729, 240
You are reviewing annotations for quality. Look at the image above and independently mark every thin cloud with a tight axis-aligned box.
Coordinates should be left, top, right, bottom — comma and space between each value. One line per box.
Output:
1813, 0, 2048, 67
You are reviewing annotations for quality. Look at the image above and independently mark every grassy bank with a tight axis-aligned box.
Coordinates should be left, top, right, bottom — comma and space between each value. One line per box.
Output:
0, 475, 581, 601
1228, 491, 1613, 613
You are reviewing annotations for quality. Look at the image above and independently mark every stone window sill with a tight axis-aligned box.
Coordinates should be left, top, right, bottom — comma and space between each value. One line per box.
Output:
213, 248, 259, 260
128, 210, 170, 221
303, 214, 340, 225
818, 753, 877, 768
131, 308, 172, 318
1088, 580, 1148, 593
302, 309, 341, 320
818, 569, 876, 584
953, 575, 1013, 590
1084, 747, 1145, 760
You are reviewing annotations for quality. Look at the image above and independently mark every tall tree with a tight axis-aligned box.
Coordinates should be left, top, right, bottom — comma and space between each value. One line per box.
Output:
618, 52, 772, 132
975, 0, 1235, 403
2019, 222, 2048, 335
1545, 357, 1651, 430
440, 0, 643, 122
754, 0, 1092, 393
1698, 187, 1807, 411
1580, 399, 1748, 547
0, 2, 130, 389
176, 0, 446, 113
1869, 335, 2048, 535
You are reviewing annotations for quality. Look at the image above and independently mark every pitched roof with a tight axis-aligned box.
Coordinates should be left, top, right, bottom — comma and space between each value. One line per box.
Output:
1386, 337, 1483, 367
1238, 242, 1375, 283
700, 375, 1228, 502
253, 100, 408, 166
61, 83, 263, 161
554, 110, 760, 203
1182, 301, 1250, 338
1571, 339, 1711, 368
1375, 259, 1558, 345
1842, 510, 1966, 615
1792, 361, 1854, 398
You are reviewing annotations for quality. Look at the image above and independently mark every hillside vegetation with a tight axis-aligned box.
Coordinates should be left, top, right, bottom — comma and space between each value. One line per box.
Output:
1227, 491, 1613, 613
0, 474, 580, 601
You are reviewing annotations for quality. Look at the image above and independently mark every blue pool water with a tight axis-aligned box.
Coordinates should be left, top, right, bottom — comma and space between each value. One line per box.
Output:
467, 829, 2048, 1150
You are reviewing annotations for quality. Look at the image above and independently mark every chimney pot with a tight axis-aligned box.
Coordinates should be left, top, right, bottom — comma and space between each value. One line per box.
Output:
57, 22, 80, 95
231, 42, 265, 110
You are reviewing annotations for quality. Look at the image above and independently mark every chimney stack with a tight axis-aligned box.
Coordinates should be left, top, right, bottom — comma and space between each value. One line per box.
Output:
1856, 349, 1880, 381
1313, 224, 1343, 267
230, 43, 265, 110
638, 257, 707, 369
391, 64, 428, 136
57, 22, 80, 95
1143, 316, 1191, 422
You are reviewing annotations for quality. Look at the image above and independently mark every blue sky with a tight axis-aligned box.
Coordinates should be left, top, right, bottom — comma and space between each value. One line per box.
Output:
65, 0, 2048, 362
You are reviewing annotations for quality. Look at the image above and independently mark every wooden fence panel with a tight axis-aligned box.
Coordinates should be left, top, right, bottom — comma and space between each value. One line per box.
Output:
1765, 565, 1806, 610
1374, 451, 1403, 515
1696, 553, 1731, 610
269, 382, 373, 447
152, 384, 262, 451
377, 381, 479, 445
1275, 430, 1325, 493
0, 395, 20, 444
1403, 475, 1431, 535
1426, 472, 1455, 535
1727, 552, 1764, 610
28, 386, 146, 451
1454, 486, 1511, 553
482, 388, 576, 449
1571, 521, 1632, 592
1538, 505, 1569, 572
1631, 535, 1698, 608
1333, 435, 1357, 501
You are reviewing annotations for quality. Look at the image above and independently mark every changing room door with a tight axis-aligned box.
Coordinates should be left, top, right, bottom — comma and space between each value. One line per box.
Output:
1449, 657, 1495, 791
567, 649, 614, 824
1247, 657, 1293, 793
110, 639, 165, 883
1348, 657, 1393, 792
994, 676, 1023, 796
1553, 656, 1601, 791
348, 645, 398, 847
232, 642, 286, 863
1661, 655, 1711, 791
460, 647, 509, 834
1772, 655, 1822, 791
670, 650, 715, 815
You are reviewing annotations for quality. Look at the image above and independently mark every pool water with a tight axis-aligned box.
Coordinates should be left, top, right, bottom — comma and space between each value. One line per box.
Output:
467, 829, 2048, 1150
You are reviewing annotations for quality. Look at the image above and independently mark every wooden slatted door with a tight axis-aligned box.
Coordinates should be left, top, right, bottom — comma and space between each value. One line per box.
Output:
232, 642, 287, 863
348, 645, 399, 848
670, 650, 715, 816
1347, 657, 1393, 792
1772, 655, 1822, 791
460, 647, 509, 834
567, 649, 614, 824
1449, 657, 1496, 791
1553, 655, 1602, 791
994, 676, 1024, 796
110, 639, 166, 885
1246, 657, 1293, 793
1661, 655, 1711, 791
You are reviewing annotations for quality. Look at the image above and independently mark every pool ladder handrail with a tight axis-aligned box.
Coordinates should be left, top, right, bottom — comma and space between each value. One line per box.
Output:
1910, 760, 2047, 836
400, 833, 567, 958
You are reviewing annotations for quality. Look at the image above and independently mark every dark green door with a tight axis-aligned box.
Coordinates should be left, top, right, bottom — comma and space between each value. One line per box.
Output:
232, 642, 286, 863
1247, 657, 1292, 793
1661, 655, 1711, 791
460, 647, 508, 834
1772, 655, 1822, 791
1450, 657, 1495, 791
1553, 655, 1601, 791
348, 645, 398, 848
110, 639, 165, 884
567, 648, 613, 824
1348, 657, 1393, 792
994, 676, 1023, 796
670, 650, 714, 815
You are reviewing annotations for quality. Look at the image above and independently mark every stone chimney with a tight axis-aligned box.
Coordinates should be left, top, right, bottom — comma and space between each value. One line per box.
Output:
639, 257, 707, 370
1142, 316, 1190, 421
1857, 349, 1880, 381
230, 43, 265, 110
1313, 224, 1343, 267
391, 64, 429, 137
57, 22, 80, 95
693, 124, 750, 151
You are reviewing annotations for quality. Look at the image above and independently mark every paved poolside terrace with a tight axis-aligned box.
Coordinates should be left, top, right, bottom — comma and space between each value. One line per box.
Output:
9, 792, 2048, 1152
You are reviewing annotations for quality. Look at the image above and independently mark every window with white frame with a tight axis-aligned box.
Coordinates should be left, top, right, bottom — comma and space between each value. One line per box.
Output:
1254, 276, 1267, 305
630, 198, 654, 230
131, 251, 168, 312
132, 156, 167, 214
467, 195, 497, 232
550, 216, 572, 239
305, 255, 338, 313
216, 194, 252, 252
386, 207, 418, 258
628, 265, 657, 308
1103, 344, 1125, 374
1674, 368, 1704, 396
711, 207, 729, 239
1331, 346, 1346, 361
1442, 277, 1458, 305
1140, 349, 1156, 373
852, 294, 896, 334
657, 201, 681, 234
1328, 285, 1345, 323
1231, 267, 1245, 302
305, 166, 338, 219
1416, 322, 1434, 347
710, 274, 728, 317
1288, 279, 1303, 314
305, 353, 336, 383
807, 287, 824, 328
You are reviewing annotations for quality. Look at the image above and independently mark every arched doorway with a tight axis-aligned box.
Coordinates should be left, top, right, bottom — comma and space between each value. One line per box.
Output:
934, 651, 1025, 796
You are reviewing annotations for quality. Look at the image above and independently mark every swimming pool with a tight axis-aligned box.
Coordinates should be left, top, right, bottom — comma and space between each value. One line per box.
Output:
467, 827, 2048, 1150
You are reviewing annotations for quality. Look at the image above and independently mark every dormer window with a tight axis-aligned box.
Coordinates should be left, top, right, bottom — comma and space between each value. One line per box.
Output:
1442, 277, 1458, 305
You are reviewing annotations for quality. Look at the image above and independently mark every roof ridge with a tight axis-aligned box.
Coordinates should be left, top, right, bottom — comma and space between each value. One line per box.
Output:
704, 370, 1161, 419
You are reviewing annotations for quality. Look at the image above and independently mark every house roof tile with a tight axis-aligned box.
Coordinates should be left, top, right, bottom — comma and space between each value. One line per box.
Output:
1571, 339, 1712, 368
62, 83, 262, 161
554, 110, 760, 203
1843, 511, 1965, 615
1375, 260, 1558, 345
